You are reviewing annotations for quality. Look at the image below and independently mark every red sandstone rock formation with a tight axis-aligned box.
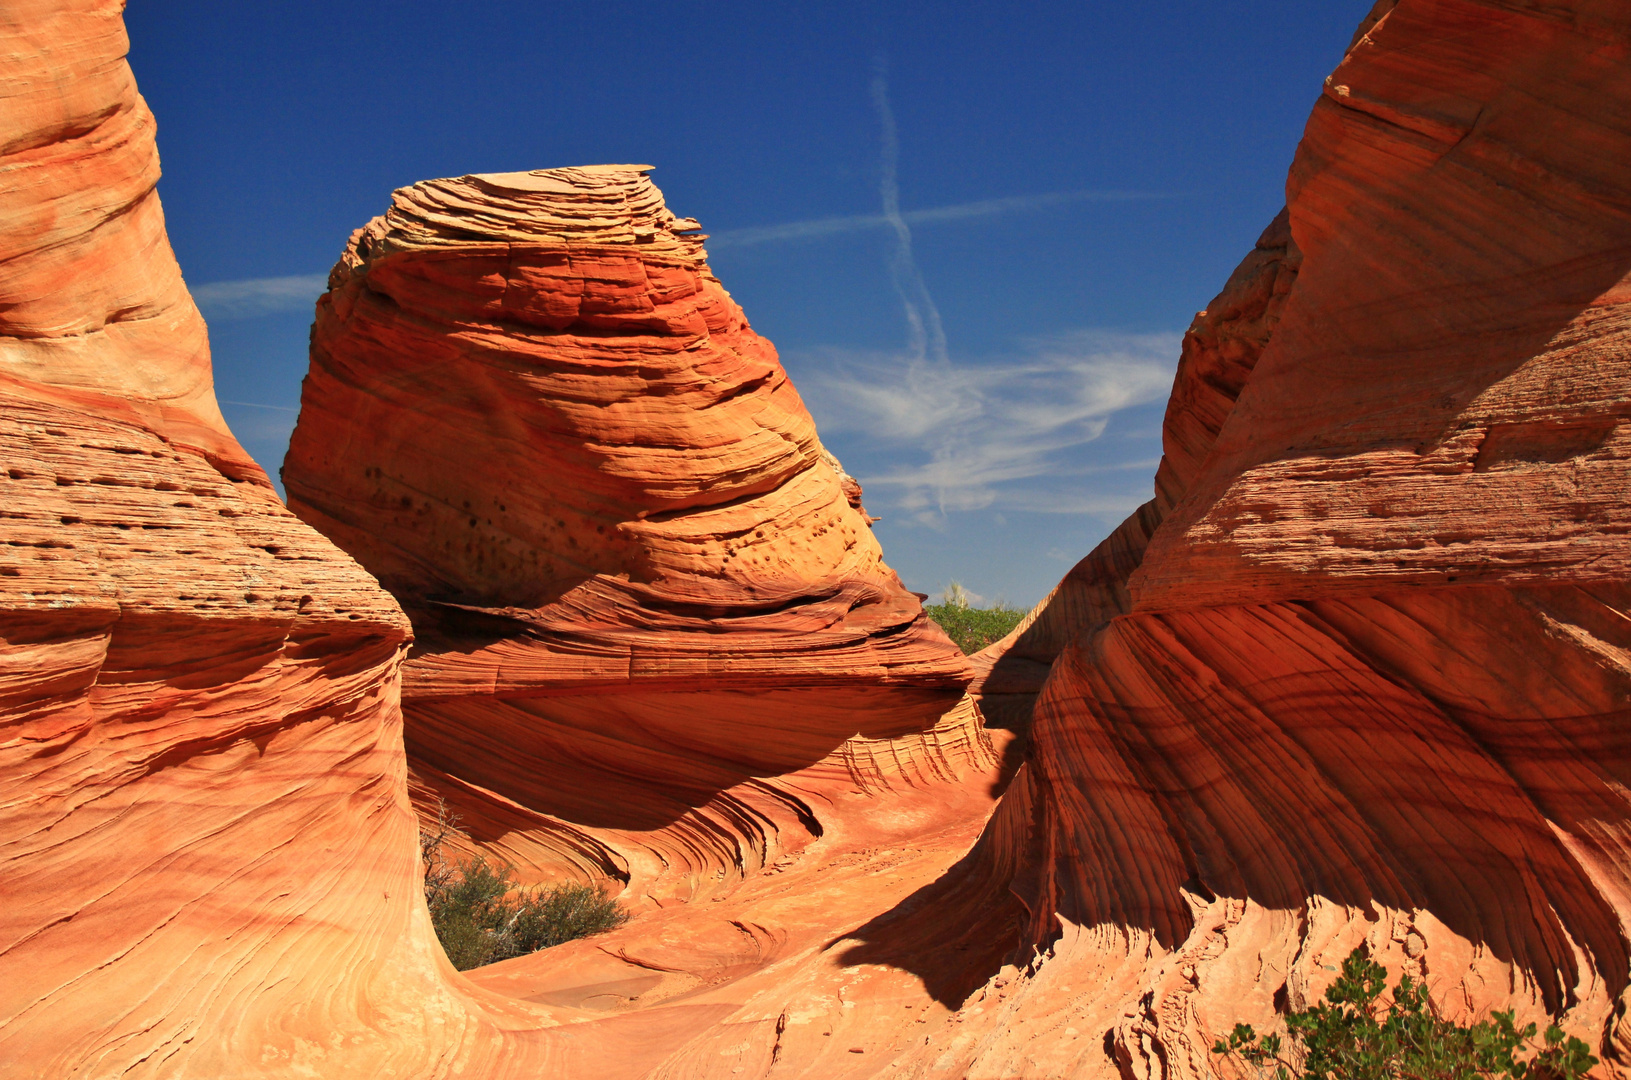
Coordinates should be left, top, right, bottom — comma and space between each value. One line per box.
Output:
936, 2, 1631, 1075
1, 6, 997, 1074
10, 0, 1631, 1077
0, 4, 552, 1075
281, 165, 975, 901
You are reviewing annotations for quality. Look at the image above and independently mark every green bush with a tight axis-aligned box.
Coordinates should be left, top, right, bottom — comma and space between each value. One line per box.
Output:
1213, 947, 1597, 1080
420, 804, 629, 971
924, 580, 1025, 655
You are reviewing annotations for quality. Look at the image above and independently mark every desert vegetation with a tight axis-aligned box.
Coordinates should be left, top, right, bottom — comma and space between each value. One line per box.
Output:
925, 581, 1026, 654
420, 804, 630, 971
1212, 947, 1596, 1080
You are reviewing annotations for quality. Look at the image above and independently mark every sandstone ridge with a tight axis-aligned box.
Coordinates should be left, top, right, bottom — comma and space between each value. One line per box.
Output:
0, 2, 557, 1075
949, 2, 1631, 1076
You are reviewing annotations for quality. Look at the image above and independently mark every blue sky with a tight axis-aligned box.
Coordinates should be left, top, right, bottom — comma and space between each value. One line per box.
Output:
127, 1, 1366, 607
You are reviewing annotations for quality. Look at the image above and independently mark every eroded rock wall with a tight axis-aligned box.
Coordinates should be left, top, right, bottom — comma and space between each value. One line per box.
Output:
282, 166, 977, 903
0, 4, 551, 1075
948, 2, 1631, 1077
10, 0, 1631, 1077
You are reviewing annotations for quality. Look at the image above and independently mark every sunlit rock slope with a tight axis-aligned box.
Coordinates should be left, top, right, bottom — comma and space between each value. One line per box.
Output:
0, 3, 553, 1075
281, 164, 976, 902
9, 0, 1631, 1077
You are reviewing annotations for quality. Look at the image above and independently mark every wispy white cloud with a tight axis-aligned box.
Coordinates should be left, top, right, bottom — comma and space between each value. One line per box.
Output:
192, 273, 328, 319
798, 329, 1179, 523
781, 62, 1176, 527
706, 189, 1178, 251
217, 403, 299, 444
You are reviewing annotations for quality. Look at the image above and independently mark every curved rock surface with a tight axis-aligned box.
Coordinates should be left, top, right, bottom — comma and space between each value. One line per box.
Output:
11, 0, 1631, 1077
282, 164, 975, 900
946, 2, 1631, 1076
0, 4, 554, 1075
2, 7, 1000, 1073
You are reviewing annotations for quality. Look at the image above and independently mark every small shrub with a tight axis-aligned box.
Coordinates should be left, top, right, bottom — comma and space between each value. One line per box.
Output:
925, 580, 1025, 655
509, 881, 632, 952
1212, 946, 1598, 1080
420, 802, 629, 971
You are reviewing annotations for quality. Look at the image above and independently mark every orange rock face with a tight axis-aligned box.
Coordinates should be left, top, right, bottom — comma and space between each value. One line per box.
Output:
0, 4, 548, 1075
945, 2, 1631, 1076
281, 165, 974, 900
275, 167, 1034, 1077
2, 6, 997, 1072
10, 0, 1631, 1077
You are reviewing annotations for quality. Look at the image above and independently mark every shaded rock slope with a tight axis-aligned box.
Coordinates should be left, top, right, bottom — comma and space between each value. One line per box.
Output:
5, 0, 1631, 1078
955, 1, 1631, 1076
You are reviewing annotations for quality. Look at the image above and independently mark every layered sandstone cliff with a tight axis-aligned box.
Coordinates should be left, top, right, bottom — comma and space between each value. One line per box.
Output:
0, 3, 552, 1075
0, 6, 1000, 1074
8, 0, 1631, 1078
281, 165, 977, 902
939, 1, 1631, 1076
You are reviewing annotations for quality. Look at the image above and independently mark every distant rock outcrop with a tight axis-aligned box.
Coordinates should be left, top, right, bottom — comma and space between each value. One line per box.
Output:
282, 165, 975, 901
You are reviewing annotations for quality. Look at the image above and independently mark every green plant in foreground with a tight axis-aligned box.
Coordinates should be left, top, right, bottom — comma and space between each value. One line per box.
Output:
925, 580, 1025, 655
420, 803, 629, 971
1213, 947, 1597, 1080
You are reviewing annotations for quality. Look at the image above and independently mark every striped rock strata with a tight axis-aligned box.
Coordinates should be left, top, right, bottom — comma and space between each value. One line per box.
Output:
0, 2, 553, 1075
943, 1, 1631, 1077
12, 0, 1631, 1077
282, 165, 976, 901
1, 5, 1000, 1074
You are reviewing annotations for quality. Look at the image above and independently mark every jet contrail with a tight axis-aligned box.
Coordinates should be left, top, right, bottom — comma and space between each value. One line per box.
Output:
704, 188, 1177, 250
870, 54, 947, 367
219, 400, 299, 412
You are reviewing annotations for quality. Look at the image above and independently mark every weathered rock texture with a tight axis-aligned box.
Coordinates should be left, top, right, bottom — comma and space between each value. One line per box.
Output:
1, 5, 1001, 1074
11, 0, 1631, 1077
0, 3, 553, 1075
941, 1, 1631, 1076
282, 165, 975, 901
